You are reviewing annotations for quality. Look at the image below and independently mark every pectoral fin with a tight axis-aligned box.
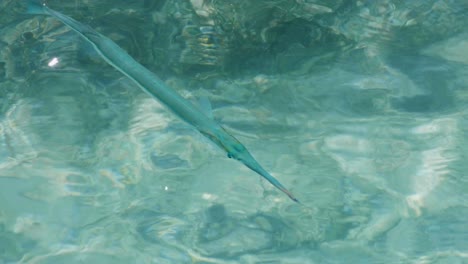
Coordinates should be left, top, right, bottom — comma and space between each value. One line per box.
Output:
197, 96, 213, 119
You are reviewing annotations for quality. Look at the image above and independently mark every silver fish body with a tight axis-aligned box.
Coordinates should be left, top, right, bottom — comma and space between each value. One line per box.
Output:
27, 1, 299, 202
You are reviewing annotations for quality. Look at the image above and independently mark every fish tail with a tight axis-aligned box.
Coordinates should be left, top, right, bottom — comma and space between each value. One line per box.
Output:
25, 0, 48, 15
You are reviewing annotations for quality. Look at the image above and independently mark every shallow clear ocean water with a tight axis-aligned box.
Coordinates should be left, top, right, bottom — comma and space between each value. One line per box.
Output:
1, 0, 468, 263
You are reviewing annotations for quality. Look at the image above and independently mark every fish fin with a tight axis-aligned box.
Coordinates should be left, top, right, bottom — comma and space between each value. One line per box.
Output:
197, 96, 214, 119
25, 0, 47, 15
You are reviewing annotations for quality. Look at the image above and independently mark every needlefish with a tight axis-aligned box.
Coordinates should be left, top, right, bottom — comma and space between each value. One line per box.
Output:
26, 1, 299, 203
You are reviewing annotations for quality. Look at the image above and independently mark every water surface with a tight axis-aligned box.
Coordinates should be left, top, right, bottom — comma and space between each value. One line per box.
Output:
1, 0, 468, 263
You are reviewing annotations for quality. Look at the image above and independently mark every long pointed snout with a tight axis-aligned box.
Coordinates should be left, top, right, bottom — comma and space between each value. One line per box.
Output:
239, 152, 300, 203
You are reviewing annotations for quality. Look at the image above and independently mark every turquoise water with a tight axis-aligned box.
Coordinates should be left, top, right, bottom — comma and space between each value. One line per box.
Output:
1, 0, 468, 263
